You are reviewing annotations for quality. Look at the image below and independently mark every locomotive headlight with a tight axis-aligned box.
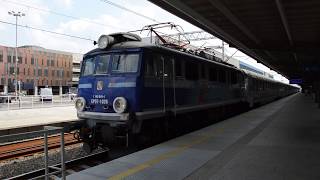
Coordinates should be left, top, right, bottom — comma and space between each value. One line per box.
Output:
113, 97, 127, 113
75, 97, 86, 111
97, 35, 115, 49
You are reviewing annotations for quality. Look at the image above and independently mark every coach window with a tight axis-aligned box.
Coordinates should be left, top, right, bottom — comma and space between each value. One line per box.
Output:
237, 73, 243, 83
164, 56, 173, 78
144, 55, 154, 77
218, 69, 226, 83
251, 79, 255, 90
175, 58, 183, 78
200, 64, 206, 79
185, 60, 198, 80
209, 66, 217, 81
152, 54, 164, 78
231, 71, 237, 84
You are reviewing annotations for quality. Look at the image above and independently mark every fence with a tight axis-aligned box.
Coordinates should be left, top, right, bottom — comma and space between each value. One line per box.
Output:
0, 95, 75, 110
0, 126, 66, 180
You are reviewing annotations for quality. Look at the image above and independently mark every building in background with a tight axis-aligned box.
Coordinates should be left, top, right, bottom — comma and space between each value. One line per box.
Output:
0, 45, 74, 95
71, 53, 82, 87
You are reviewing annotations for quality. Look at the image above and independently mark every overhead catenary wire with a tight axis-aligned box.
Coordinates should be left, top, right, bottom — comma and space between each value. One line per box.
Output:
225, 49, 239, 62
0, 19, 95, 42
100, 0, 160, 23
2, 0, 162, 37
1, 0, 126, 30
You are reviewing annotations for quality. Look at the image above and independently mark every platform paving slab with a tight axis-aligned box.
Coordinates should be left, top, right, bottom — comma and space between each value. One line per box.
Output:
186, 94, 320, 180
0, 106, 78, 131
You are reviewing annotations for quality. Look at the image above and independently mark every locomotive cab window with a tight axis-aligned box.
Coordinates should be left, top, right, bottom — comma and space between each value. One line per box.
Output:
112, 54, 139, 73
81, 57, 95, 76
96, 55, 111, 74
81, 55, 111, 76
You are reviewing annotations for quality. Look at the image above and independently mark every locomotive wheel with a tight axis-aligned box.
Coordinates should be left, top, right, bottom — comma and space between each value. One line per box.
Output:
83, 142, 93, 153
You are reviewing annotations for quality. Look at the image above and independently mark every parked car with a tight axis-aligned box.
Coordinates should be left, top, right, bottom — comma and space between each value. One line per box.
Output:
39, 87, 53, 101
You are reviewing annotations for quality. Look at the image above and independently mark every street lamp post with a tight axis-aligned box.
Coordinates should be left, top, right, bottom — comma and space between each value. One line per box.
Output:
8, 11, 25, 99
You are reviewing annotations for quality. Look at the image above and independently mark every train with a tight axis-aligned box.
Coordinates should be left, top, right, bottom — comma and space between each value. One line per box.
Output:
74, 32, 299, 151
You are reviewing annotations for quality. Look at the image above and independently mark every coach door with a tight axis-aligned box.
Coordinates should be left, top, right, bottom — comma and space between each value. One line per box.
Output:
143, 53, 174, 112
162, 56, 175, 112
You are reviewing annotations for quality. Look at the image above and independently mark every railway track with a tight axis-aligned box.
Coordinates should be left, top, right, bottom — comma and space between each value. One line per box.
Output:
0, 133, 80, 161
8, 150, 109, 180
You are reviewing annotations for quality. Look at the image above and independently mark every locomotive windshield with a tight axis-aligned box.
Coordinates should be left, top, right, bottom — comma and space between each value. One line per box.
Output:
96, 55, 111, 74
82, 57, 95, 76
111, 54, 139, 73
81, 54, 111, 76
81, 53, 139, 76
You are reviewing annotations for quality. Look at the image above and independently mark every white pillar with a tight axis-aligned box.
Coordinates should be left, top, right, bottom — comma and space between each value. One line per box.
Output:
34, 86, 38, 96
59, 86, 63, 96
4, 86, 8, 94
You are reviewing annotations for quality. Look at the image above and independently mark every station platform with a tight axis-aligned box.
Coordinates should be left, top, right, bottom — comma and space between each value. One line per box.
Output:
0, 106, 78, 133
67, 93, 320, 180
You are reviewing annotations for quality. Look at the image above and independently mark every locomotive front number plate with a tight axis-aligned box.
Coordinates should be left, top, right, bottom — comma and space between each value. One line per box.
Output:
91, 94, 108, 105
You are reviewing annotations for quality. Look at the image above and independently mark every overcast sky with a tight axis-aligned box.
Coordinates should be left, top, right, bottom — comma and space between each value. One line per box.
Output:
0, 0, 288, 82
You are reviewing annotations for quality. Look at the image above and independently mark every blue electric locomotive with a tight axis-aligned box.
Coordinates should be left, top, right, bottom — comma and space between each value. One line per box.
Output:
75, 32, 298, 149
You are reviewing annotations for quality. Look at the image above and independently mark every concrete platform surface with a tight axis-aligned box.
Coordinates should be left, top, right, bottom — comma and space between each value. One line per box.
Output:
0, 106, 78, 130
67, 93, 320, 180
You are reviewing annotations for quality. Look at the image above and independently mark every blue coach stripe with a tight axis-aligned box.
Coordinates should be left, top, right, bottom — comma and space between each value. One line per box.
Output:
79, 83, 92, 89
108, 82, 136, 88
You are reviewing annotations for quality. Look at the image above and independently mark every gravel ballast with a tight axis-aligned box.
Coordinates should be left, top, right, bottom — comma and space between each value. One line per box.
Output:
0, 143, 101, 179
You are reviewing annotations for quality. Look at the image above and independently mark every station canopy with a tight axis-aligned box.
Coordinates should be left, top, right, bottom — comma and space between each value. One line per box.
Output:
149, 0, 320, 84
